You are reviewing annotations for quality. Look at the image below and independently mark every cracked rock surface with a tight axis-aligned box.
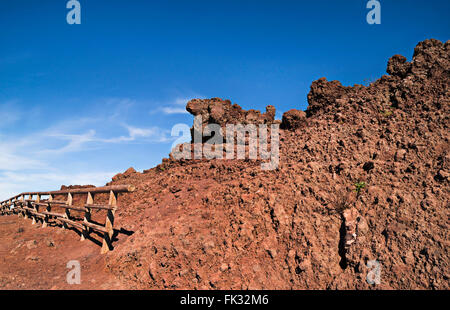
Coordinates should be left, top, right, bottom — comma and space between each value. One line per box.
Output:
103, 39, 449, 290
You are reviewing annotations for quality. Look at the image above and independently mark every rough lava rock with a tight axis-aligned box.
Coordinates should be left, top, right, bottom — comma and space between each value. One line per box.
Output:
281, 109, 307, 130
186, 98, 278, 142
111, 167, 138, 182
100, 39, 449, 290
60, 185, 96, 190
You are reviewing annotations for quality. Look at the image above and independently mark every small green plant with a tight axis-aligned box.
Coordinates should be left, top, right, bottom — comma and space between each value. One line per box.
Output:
354, 181, 366, 197
382, 110, 393, 117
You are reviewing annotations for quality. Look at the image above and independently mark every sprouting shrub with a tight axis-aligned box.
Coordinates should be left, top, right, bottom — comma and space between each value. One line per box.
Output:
382, 110, 393, 117
354, 181, 366, 197
334, 193, 351, 214
375, 108, 393, 124
330, 187, 355, 215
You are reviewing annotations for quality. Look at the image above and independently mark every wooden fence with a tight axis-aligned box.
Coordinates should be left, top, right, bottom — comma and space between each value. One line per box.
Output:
0, 185, 135, 254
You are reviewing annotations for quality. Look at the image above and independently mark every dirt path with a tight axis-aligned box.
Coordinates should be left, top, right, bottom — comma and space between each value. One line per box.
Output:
0, 214, 124, 290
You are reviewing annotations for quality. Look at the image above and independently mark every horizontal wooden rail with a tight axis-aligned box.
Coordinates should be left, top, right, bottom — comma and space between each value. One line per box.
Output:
85, 204, 116, 210
80, 220, 109, 233
41, 211, 66, 218
0, 185, 135, 205
22, 185, 135, 196
56, 217, 84, 230
41, 200, 68, 205
0, 184, 135, 254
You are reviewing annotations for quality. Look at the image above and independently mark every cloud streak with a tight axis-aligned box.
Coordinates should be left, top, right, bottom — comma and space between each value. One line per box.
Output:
0, 170, 115, 200
0, 100, 22, 127
151, 96, 204, 115
161, 107, 189, 114
0, 97, 181, 199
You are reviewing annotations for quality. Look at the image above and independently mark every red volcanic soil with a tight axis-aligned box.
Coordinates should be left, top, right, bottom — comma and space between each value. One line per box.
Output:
0, 215, 124, 289
0, 39, 448, 290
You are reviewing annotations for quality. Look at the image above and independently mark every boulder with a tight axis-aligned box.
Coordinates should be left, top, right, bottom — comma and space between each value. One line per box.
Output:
281, 109, 306, 130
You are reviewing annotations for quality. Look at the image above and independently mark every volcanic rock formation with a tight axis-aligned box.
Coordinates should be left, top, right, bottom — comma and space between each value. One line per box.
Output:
102, 39, 449, 289
185, 98, 278, 143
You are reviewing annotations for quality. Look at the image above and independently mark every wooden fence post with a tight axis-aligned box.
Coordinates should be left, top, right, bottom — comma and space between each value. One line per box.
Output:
13, 200, 18, 217
101, 190, 117, 254
62, 193, 73, 229
34, 195, 41, 225
30, 194, 40, 225
81, 192, 93, 241
43, 194, 53, 228
21, 195, 27, 219
28, 194, 35, 225
1, 185, 134, 253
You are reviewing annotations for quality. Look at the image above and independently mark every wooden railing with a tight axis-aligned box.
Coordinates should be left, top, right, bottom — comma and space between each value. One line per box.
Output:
0, 185, 135, 254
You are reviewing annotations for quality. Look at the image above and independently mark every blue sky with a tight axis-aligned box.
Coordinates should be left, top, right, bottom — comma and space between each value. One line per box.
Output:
0, 0, 448, 199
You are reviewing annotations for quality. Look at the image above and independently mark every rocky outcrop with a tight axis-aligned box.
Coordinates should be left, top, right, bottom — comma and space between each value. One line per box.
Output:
111, 167, 138, 182
304, 39, 449, 121
186, 98, 278, 142
105, 39, 449, 290
60, 185, 96, 190
281, 109, 307, 130
186, 98, 277, 126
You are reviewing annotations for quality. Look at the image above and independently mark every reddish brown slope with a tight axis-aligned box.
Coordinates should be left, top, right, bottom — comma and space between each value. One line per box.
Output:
104, 39, 449, 289
0, 39, 447, 290
0, 215, 123, 289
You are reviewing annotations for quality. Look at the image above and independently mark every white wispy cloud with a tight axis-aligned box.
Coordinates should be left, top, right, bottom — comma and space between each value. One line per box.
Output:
0, 171, 115, 200
103, 97, 136, 120
40, 130, 97, 155
161, 107, 189, 114
152, 96, 204, 115
100, 125, 173, 144
0, 100, 22, 127
0, 151, 46, 171
0, 97, 179, 200
172, 97, 192, 106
